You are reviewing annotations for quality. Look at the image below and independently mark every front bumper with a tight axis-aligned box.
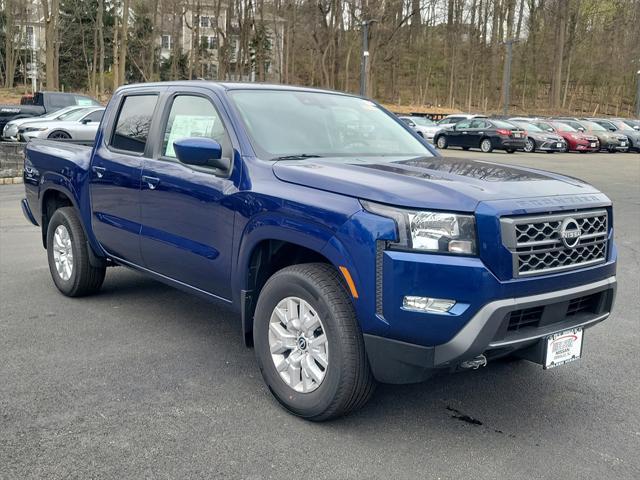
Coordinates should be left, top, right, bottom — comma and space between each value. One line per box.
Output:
537, 139, 566, 151
365, 276, 616, 383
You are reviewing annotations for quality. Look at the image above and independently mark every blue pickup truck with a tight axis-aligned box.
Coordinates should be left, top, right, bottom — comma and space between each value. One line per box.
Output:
22, 82, 617, 420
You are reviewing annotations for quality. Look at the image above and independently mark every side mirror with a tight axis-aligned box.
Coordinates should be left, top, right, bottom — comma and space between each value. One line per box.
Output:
609, 127, 616, 132
578, 127, 585, 132
634, 125, 640, 131
81, 118, 91, 125
173, 137, 229, 171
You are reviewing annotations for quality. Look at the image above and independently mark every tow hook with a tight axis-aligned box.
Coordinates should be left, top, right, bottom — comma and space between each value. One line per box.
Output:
460, 355, 487, 370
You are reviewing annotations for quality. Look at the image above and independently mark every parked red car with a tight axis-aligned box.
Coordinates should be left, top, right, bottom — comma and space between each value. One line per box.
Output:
531, 120, 599, 153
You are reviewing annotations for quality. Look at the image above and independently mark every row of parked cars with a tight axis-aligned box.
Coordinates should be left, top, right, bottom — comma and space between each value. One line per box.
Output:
1, 104, 104, 142
398, 114, 640, 154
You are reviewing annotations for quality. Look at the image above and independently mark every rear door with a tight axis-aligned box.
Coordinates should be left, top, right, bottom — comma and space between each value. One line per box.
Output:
138, 88, 240, 300
73, 109, 104, 141
89, 91, 163, 265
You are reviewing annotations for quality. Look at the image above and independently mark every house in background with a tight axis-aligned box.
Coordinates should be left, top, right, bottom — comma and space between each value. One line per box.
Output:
2, 0, 285, 89
1, 0, 46, 90
157, 2, 285, 82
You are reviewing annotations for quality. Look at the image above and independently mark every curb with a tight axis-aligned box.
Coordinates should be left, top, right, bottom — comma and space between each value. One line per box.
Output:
0, 177, 23, 185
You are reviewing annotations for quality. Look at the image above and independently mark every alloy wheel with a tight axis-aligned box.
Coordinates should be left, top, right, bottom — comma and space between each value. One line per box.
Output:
52, 225, 74, 281
268, 296, 329, 393
524, 139, 535, 152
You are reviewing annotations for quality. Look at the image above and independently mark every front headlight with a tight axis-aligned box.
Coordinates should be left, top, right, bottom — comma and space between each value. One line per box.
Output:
23, 127, 48, 132
361, 201, 477, 255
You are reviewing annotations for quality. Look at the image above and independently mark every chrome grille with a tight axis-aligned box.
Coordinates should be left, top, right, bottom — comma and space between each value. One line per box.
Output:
501, 210, 608, 277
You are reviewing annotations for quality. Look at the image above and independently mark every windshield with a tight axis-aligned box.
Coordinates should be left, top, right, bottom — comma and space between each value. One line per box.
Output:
551, 122, 577, 132
513, 121, 542, 132
410, 116, 435, 126
62, 108, 93, 121
57, 108, 88, 120
582, 120, 606, 131
230, 90, 432, 159
492, 120, 517, 129
612, 120, 633, 131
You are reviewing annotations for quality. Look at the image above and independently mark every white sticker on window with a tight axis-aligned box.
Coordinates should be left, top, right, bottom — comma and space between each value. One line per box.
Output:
166, 114, 216, 156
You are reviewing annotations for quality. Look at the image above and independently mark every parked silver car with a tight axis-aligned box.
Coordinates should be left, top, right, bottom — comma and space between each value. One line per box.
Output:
508, 118, 567, 152
587, 117, 640, 152
18, 107, 105, 142
2, 105, 94, 141
398, 116, 439, 140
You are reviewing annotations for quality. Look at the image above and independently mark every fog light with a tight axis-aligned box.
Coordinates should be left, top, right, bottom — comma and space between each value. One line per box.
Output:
402, 296, 456, 313
448, 240, 474, 254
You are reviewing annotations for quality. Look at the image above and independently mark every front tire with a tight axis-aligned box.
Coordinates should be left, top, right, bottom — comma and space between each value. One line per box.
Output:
253, 263, 375, 421
46, 207, 106, 297
436, 135, 448, 149
524, 138, 536, 153
47, 130, 71, 140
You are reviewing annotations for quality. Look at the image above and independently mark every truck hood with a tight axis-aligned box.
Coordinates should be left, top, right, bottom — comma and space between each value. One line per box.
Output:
272, 156, 601, 212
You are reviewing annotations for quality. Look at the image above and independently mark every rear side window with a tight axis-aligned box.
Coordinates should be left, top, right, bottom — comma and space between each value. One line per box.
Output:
83, 110, 104, 123
48, 93, 75, 109
111, 95, 158, 154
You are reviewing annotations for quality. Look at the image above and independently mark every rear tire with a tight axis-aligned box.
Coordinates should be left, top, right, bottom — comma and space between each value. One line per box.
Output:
46, 207, 106, 297
480, 138, 493, 153
253, 263, 375, 421
436, 135, 448, 149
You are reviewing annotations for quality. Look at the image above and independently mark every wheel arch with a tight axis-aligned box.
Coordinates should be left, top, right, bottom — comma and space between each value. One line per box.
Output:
47, 129, 72, 139
39, 185, 103, 267
236, 217, 357, 347
40, 187, 76, 248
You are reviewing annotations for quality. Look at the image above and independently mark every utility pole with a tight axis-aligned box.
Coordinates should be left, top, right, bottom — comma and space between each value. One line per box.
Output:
359, 20, 376, 97
636, 70, 640, 118
502, 39, 518, 115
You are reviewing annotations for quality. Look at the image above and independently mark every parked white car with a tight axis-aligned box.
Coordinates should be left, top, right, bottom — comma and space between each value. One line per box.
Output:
2, 105, 94, 141
19, 107, 105, 142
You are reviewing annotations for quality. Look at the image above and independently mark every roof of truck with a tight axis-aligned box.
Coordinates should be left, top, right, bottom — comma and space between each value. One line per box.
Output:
116, 81, 354, 97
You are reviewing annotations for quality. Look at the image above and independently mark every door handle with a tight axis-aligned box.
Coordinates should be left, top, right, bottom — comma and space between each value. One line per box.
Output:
142, 175, 160, 190
92, 166, 106, 178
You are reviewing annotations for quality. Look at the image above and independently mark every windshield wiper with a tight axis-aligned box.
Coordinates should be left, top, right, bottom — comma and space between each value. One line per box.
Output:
272, 154, 323, 160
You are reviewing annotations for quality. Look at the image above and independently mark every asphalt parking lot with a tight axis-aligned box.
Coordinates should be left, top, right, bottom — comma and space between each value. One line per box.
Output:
1, 150, 639, 479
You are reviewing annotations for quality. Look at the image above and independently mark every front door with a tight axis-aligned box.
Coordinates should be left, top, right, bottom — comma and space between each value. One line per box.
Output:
139, 90, 239, 300
449, 119, 472, 147
90, 93, 162, 265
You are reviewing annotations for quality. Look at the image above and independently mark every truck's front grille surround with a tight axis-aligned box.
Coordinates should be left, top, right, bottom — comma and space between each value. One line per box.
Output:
501, 210, 608, 277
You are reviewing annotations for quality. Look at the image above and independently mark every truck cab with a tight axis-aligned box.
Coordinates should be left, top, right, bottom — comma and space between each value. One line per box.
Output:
21, 82, 617, 421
